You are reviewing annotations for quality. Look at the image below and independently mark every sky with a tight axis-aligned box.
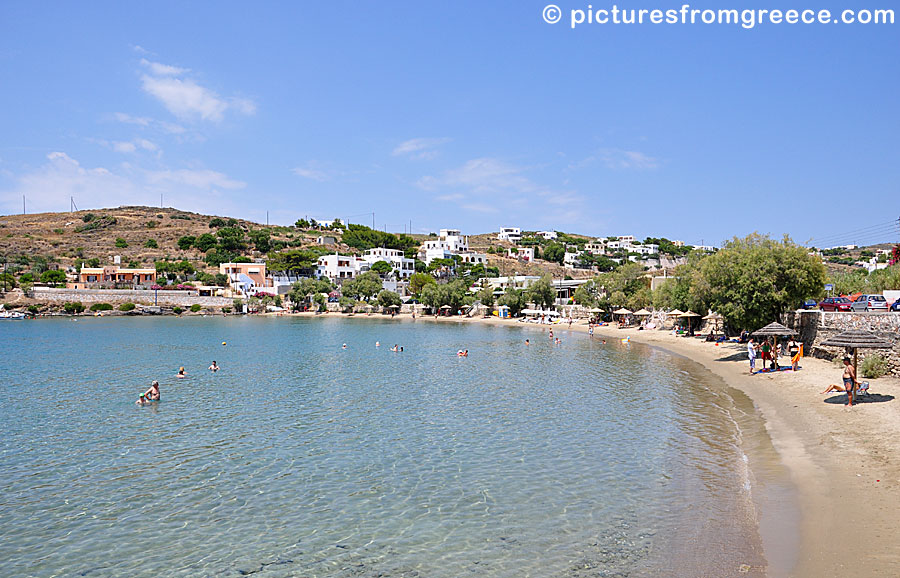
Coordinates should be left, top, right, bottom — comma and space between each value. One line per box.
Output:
1, 1, 898, 248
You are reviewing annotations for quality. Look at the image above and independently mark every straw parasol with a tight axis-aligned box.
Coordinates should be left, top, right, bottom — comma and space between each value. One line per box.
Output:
702, 312, 724, 334
613, 308, 633, 315
677, 310, 701, 332
633, 308, 652, 316
751, 322, 797, 337
821, 329, 893, 402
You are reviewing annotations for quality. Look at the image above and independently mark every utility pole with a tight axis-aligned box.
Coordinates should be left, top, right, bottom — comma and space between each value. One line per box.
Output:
160, 194, 163, 208
266, 211, 269, 226
23, 195, 25, 215
372, 212, 375, 230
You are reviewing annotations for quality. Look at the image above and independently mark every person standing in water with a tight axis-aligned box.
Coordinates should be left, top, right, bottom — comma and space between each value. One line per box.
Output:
176, 367, 187, 379
139, 380, 161, 402
209, 361, 219, 372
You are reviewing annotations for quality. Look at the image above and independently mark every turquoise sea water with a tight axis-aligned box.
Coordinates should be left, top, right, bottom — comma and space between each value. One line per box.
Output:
0, 317, 777, 577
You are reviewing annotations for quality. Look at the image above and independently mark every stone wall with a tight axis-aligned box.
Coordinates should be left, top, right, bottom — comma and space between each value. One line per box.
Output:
32, 287, 233, 308
790, 310, 900, 377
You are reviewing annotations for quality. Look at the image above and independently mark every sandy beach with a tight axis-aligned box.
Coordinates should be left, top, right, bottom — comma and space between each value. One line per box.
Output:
289, 310, 900, 577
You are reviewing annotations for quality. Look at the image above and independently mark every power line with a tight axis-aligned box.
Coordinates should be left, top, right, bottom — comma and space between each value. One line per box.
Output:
807, 218, 900, 248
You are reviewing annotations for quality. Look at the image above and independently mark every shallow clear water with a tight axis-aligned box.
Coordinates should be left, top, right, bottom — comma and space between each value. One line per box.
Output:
0, 317, 773, 577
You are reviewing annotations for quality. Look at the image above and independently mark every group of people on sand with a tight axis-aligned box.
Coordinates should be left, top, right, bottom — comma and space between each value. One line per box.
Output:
136, 361, 219, 405
747, 337, 801, 374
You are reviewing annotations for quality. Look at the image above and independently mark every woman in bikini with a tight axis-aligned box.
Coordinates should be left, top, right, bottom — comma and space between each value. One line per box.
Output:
842, 357, 857, 406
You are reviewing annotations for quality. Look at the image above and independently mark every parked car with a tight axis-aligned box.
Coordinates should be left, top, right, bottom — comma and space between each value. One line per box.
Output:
819, 297, 852, 312
802, 299, 818, 309
891, 298, 900, 312
849, 294, 888, 312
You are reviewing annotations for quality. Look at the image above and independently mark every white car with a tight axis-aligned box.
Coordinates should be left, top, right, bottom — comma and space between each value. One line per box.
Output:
849, 294, 889, 312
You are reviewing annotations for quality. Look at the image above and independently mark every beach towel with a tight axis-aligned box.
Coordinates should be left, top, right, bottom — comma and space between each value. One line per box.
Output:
791, 344, 804, 366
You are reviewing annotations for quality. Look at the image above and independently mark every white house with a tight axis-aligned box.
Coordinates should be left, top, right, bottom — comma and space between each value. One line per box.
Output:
457, 251, 487, 265
563, 250, 584, 268
508, 247, 535, 261
419, 228, 471, 264
360, 247, 415, 279
536, 231, 558, 240
316, 254, 364, 282
498, 227, 522, 243
585, 241, 606, 255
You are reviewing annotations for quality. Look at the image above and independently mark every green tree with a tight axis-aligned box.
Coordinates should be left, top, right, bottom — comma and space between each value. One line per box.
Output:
267, 249, 320, 276
409, 272, 437, 297
216, 227, 247, 252
0, 272, 17, 290
115, 238, 128, 248
542, 242, 565, 264
699, 234, 826, 331
288, 278, 334, 310
350, 271, 383, 302
144, 239, 158, 248
370, 260, 393, 276
377, 289, 402, 309
526, 275, 556, 310
295, 218, 310, 229
194, 233, 217, 252
498, 287, 527, 317
208, 217, 226, 228
477, 285, 495, 310
177, 236, 196, 250
41, 270, 67, 285
249, 229, 271, 253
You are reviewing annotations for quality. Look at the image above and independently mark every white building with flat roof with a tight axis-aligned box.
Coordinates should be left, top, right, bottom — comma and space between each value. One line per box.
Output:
317, 254, 364, 282
508, 247, 535, 262
536, 231, 558, 240
498, 227, 522, 243
419, 228, 471, 264
360, 247, 415, 279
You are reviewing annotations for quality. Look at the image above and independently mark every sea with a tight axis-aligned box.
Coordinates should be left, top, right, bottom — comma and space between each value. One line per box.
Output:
0, 316, 797, 577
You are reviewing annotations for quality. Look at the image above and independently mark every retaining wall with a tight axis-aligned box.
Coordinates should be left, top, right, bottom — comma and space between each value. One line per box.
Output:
31, 287, 232, 308
790, 310, 900, 376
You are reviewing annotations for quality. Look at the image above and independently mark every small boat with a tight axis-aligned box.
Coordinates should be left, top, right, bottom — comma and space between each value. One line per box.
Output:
0, 310, 26, 319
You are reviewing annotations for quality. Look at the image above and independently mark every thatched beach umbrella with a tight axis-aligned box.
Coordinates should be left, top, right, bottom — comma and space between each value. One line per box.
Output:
703, 312, 724, 334
678, 310, 701, 332
667, 309, 684, 317
751, 322, 798, 367
613, 308, 632, 325
821, 329, 893, 402
633, 309, 652, 317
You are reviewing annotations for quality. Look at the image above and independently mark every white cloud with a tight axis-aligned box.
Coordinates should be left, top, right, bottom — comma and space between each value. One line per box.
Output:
147, 168, 245, 190
292, 167, 329, 182
571, 148, 660, 171
112, 112, 185, 135
0, 152, 245, 215
139, 60, 255, 123
392, 137, 450, 160
110, 138, 158, 154
113, 141, 137, 153
140, 58, 188, 76
419, 158, 533, 194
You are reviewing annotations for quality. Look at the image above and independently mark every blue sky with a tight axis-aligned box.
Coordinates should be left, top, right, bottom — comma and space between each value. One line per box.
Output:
1, 1, 897, 247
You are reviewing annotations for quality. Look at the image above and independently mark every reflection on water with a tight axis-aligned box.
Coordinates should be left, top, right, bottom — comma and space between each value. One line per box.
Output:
0, 317, 778, 577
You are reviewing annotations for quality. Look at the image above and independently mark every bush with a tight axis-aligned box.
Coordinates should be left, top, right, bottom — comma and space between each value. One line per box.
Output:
40, 270, 67, 285
27, 305, 39, 315
53, 228, 64, 234
190, 304, 202, 312
0, 272, 17, 289
115, 238, 128, 248
173, 306, 184, 315
82, 213, 96, 222
2, 303, 13, 310
144, 239, 159, 248
860, 355, 889, 379
209, 217, 226, 228
75, 215, 117, 233
146, 220, 159, 229
90, 303, 114, 312
222, 306, 232, 314
63, 301, 85, 314
119, 303, 136, 312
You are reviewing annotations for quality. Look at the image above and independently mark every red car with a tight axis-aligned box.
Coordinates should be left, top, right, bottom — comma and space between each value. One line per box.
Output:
819, 297, 852, 311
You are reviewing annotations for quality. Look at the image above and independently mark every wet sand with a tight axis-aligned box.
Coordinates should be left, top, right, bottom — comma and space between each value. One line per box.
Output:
279, 311, 900, 577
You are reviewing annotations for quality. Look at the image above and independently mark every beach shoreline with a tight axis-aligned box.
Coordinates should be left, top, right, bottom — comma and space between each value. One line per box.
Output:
280, 310, 900, 577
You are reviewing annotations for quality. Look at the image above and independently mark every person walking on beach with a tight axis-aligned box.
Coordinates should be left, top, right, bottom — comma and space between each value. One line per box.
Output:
747, 338, 758, 374
842, 357, 858, 406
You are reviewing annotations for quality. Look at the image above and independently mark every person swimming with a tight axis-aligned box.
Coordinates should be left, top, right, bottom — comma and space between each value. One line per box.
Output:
375, 341, 380, 348
525, 339, 530, 345
391, 344, 398, 352
209, 361, 219, 372
342, 343, 347, 350
177, 367, 186, 379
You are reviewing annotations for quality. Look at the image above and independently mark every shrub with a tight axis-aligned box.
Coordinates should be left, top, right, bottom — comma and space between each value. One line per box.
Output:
0, 272, 17, 289
860, 355, 888, 379
82, 213, 96, 222
90, 303, 114, 312
146, 220, 159, 229
53, 228, 64, 234
75, 215, 117, 233
177, 236, 196, 250
222, 307, 232, 314
144, 239, 158, 248
63, 301, 85, 314
40, 270, 67, 285
119, 302, 136, 312
173, 306, 184, 315
2, 303, 13, 310
190, 304, 202, 312
209, 217, 226, 228
115, 238, 128, 248
27, 305, 39, 315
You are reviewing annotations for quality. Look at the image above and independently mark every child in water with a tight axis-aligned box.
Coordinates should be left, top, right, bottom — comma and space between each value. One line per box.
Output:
177, 367, 187, 379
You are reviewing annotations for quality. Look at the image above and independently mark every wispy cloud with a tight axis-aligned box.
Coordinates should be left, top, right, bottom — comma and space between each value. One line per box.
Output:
0, 151, 245, 215
392, 137, 450, 160
418, 158, 533, 194
109, 138, 158, 154
291, 161, 337, 182
571, 148, 660, 171
111, 112, 186, 135
139, 59, 256, 123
